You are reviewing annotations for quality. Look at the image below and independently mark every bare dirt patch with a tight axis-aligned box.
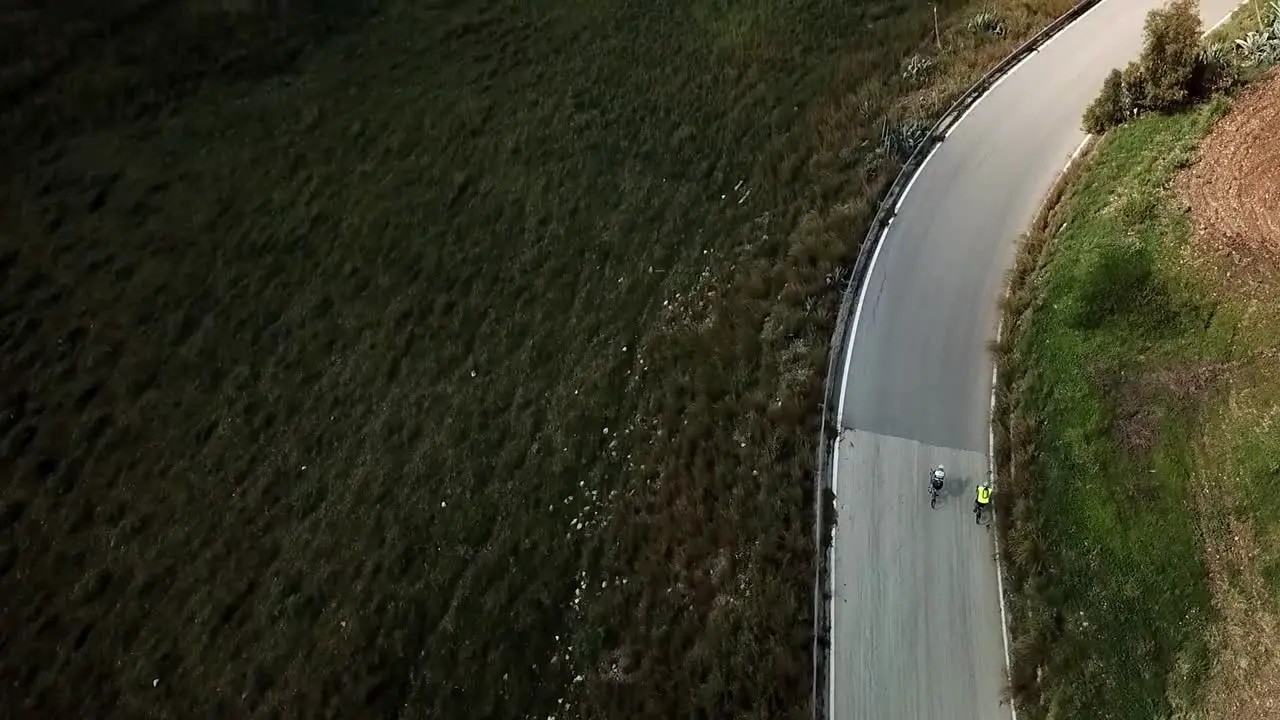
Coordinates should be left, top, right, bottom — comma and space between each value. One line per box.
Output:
1093, 355, 1257, 460
1174, 73, 1280, 715
1176, 71, 1280, 286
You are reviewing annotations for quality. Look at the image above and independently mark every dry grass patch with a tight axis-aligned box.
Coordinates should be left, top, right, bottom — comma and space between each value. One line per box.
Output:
1187, 355, 1280, 720
1195, 512, 1280, 720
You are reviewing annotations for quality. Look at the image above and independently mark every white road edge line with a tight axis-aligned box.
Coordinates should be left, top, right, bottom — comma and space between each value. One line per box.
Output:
983, 5, 1245, 715
893, 141, 943, 215
1207, 5, 1239, 32
1033, 0, 1113, 55
836, 219, 896, 429
987, 326, 1010, 711
949, 0, 1116, 140
948, 50, 1038, 136
827, 215, 892, 717
986, 133, 1089, 720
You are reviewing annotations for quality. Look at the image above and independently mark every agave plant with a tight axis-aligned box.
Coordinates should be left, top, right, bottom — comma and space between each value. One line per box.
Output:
901, 54, 934, 83
1204, 40, 1235, 61
968, 10, 1007, 37
878, 118, 932, 161
1235, 30, 1280, 67
1263, 0, 1280, 37
1199, 40, 1236, 72
1196, 41, 1239, 94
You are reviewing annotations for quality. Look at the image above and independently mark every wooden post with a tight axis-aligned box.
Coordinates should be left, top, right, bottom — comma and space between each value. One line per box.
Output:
934, 5, 942, 49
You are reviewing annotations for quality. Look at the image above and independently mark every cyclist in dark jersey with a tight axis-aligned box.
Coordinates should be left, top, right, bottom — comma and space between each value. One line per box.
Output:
928, 466, 945, 507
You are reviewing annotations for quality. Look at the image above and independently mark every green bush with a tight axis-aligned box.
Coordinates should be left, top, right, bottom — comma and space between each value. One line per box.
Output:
1120, 62, 1149, 113
1082, 69, 1128, 133
1138, 0, 1203, 110
1082, 0, 1237, 133
1234, 30, 1280, 67
968, 10, 1007, 37
1191, 41, 1239, 96
1234, 0, 1280, 69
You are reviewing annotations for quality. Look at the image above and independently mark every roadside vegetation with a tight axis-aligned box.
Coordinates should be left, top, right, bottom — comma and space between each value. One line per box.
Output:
994, 1, 1280, 716
2, 0, 1084, 716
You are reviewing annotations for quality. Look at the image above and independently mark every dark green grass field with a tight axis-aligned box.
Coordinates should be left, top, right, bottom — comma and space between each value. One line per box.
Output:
998, 98, 1280, 718
2, 0, 1074, 716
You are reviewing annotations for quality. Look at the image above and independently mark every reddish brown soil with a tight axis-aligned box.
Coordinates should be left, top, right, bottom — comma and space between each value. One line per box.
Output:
1177, 71, 1280, 283
1175, 71, 1280, 720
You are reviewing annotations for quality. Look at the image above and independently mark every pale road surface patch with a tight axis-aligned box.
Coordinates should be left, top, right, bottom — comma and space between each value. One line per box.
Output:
832, 430, 998, 720
828, 1, 1244, 718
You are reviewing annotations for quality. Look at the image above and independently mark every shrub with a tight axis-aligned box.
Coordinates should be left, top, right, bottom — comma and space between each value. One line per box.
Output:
968, 11, 1007, 37
901, 54, 934, 83
1235, 30, 1280, 67
1081, 63, 1151, 133
1234, 0, 1280, 67
1082, 69, 1128, 133
1192, 41, 1239, 95
1082, 0, 1233, 133
1136, 0, 1203, 110
877, 118, 931, 160
1120, 62, 1149, 113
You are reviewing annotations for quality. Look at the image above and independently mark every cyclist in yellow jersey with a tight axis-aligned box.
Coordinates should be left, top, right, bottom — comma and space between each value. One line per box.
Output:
974, 481, 993, 525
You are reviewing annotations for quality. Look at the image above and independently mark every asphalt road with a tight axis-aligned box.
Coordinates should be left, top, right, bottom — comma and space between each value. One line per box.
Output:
828, 1, 1243, 718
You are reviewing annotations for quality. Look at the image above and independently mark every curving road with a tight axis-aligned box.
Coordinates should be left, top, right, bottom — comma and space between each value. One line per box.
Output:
827, 1, 1242, 718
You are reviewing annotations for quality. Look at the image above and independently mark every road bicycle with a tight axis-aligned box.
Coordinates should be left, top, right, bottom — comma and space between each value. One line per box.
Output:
928, 467, 945, 509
